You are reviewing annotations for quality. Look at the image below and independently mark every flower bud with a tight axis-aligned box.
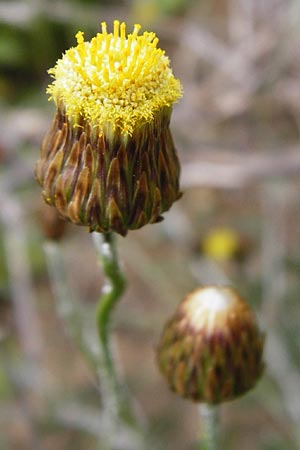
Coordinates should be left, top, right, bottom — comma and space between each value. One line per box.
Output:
35, 21, 182, 236
157, 286, 264, 404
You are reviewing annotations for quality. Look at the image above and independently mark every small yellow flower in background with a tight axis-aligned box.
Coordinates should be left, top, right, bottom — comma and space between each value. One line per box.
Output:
35, 20, 182, 236
157, 286, 264, 404
202, 228, 241, 262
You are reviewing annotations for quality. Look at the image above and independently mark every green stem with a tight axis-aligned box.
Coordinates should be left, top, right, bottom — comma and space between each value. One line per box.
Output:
199, 404, 219, 450
93, 233, 154, 450
93, 232, 127, 416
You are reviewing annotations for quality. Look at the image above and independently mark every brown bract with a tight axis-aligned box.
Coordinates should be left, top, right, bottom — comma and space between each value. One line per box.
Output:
35, 105, 181, 236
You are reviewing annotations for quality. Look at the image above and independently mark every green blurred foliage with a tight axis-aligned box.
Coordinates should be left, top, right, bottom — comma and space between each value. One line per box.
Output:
0, 17, 80, 103
0, 227, 8, 295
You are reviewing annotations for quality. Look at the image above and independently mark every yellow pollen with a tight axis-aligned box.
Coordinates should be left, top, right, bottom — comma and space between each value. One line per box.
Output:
47, 20, 182, 136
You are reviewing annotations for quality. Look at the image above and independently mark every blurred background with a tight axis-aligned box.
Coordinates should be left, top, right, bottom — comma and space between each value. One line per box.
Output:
1, 0, 300, 449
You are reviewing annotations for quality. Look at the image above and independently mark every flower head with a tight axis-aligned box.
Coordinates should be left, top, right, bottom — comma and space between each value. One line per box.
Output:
157, 286, 264, 404
47, 20, 182, 137
36, 21, 182, 235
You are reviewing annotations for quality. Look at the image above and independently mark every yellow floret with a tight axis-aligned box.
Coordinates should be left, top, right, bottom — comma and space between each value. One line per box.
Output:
47, 20, 182, 136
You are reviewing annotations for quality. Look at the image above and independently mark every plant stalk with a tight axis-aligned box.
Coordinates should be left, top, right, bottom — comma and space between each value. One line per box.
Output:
93, 232, 128, 418
199, 404, 219, 450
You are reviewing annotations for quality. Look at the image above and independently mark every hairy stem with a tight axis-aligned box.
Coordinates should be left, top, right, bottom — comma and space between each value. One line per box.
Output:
93, 232, 127, 417
199, 404, 219, 450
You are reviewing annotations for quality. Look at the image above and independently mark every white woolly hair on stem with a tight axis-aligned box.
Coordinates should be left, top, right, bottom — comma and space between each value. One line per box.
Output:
198, 404, 219, 450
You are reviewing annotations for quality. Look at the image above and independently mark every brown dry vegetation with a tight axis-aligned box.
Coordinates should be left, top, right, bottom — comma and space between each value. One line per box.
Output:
1, 1, 300, 449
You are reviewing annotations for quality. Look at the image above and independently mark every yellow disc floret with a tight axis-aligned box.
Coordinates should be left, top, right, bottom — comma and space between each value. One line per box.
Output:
47, 20, 182, 136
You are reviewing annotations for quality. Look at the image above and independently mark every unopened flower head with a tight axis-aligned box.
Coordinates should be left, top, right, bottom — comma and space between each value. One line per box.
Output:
36, 21, 182, 235
157, 286, 264, 404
